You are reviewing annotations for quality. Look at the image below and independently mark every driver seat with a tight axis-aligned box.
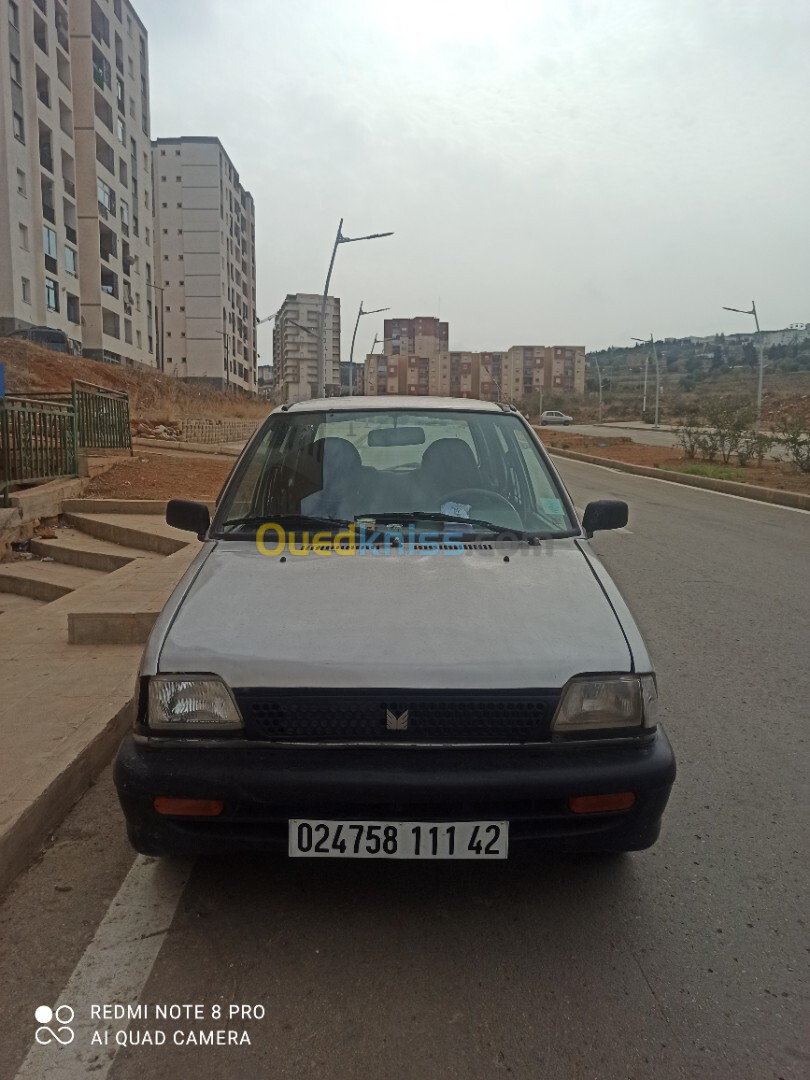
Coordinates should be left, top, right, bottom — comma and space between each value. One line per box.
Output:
418, 438, 482, 505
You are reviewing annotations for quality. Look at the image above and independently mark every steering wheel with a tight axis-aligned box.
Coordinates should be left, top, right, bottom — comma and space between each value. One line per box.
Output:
442, 488, 523, 532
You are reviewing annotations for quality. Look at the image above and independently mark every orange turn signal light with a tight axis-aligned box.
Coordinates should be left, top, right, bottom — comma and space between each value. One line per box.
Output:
568, 792, 636, 814
154, 797, 224, 817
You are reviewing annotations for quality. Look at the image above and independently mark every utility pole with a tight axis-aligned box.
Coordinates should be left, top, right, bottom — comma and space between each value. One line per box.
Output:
317, 220, 393, 398
632, 335, 660, 428
590, 356, 603, 424
348, 301, 389, 397
722, 301, 764, 431
642, 353, 648, 419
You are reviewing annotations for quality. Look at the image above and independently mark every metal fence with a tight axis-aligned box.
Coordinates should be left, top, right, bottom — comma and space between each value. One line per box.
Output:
0, 380, 131, 506
71, 380, 131, 451
0, 398, 78, 506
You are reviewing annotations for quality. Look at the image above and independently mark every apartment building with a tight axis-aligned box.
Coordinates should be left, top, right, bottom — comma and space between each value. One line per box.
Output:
1, 0, 83, 346
366, 345, 584, 400
383, 317, 448, 358
504, 345, 585, 397
152, 137, 256, 392
272, 293, 339, 403
0, 0, 156, 364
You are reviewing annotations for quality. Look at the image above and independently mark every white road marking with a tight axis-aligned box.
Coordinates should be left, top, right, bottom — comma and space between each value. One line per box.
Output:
15, 855, 193, 1080
556, 455, 810, 515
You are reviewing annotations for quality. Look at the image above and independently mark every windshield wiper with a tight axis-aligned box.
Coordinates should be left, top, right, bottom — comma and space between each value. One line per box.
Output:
355, 511, 520, 536
219, 513, 353, 531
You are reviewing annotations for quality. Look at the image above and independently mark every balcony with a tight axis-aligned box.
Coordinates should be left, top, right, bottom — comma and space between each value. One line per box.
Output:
98, 201, 109, 219
39, 146, 54, 174
43, 203, 56, 224
65, 224, 77, 244
64, 177, 75, 198
45, 255, 57, 274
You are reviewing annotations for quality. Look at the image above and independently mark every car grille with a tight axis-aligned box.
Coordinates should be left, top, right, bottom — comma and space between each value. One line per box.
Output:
233, 690, 560, 744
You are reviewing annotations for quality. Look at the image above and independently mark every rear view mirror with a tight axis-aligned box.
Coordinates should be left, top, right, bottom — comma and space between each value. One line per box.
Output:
166, 499, 210, 540
582, 500, 628, 536
367, 426, 426, 447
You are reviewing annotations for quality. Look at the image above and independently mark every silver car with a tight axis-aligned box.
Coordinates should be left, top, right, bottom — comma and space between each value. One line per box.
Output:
115, 397, 675, 860
540, 409, 573, 425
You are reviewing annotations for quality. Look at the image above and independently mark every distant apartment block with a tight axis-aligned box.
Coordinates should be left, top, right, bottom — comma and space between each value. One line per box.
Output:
365, 317, 585, 399
152, 137, 256, 392
383, 317, 448, 358
1, 0, 156, 365
272, 293, 339, 403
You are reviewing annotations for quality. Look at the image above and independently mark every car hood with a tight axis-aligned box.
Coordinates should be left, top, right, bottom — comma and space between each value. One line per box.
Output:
156, 540, 633, 690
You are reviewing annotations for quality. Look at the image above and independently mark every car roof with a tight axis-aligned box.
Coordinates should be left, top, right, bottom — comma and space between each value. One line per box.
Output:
274, 395, 508, 415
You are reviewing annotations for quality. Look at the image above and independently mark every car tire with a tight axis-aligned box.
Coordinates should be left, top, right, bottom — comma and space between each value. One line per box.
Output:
564, 420, 571, 426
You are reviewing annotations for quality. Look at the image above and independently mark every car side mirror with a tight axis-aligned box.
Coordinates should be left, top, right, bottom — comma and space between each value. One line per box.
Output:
582, 500, 628, 536
166, 499, 210, 540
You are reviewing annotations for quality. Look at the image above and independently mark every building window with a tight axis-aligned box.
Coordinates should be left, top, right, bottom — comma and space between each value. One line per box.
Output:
13, 112, 25, 143
9, 1, 20, 28
21, 277, 31, 304
161, 202, 167, 208
16, 169, 26, 196
45, 277, 59, 311
160, 175, 166, 182
116, 117, 126, 144
175, 176, 181, 182
43, 225, 58, 257
65, 246, 77, 275
10, 56, 21, 84
19, 223, 29, 250
162, 228, 167, 235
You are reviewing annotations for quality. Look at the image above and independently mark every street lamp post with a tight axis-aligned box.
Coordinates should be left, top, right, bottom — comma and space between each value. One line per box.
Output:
632, 335, 660, 428
348, 302, 389, 397
590, 356, 604, 424
317, 219, 394, 398
722, 301, 764, 431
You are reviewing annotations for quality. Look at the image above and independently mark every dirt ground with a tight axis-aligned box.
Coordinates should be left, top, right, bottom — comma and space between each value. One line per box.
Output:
0, 340, 269, 421
86, 452, 235, 501
536, 430, 810, 495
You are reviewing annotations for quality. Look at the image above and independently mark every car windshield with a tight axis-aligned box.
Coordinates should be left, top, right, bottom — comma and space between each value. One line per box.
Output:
213, 408, 578, 539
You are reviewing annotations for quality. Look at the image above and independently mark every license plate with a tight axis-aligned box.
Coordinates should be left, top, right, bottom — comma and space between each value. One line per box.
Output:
289, 820, 508, 859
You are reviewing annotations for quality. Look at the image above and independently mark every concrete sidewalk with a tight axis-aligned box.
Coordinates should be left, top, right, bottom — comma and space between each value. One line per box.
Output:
0, 508, 199, 896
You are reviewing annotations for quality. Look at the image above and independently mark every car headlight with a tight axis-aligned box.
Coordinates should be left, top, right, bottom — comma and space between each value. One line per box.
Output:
551, 674, 658, 734
147, 675, 243, 732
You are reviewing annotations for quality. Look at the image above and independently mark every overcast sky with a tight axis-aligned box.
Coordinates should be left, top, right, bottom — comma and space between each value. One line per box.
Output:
137, 0, 809, 360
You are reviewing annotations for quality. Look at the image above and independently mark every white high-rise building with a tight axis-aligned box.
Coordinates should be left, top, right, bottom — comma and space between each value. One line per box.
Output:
152, 136, 256, 392
0, 0, 157, 365
272, 293, 340, 403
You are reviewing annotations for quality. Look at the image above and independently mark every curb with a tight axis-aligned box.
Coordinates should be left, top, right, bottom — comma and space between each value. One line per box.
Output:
0, 699, 133, 898
133, 437, 242, 457
547, 447, 810, 511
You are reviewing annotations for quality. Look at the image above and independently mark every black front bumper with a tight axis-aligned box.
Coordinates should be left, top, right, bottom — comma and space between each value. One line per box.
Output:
114, 728, 676, 856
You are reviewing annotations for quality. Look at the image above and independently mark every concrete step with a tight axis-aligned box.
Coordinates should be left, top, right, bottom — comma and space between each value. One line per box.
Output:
0, 592, 43, 617
28, 527, 160, 573
62, 512, 190, 556
0, 559, 104, 603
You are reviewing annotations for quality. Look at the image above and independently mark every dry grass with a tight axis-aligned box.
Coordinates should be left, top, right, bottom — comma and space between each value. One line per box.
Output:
0, 340, 270, 421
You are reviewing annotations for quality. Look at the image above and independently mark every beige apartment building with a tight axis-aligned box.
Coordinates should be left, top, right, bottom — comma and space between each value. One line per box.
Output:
272, 293, 339, 403
503, 345, 586, 398
152, 137, 256, 392
364, 322, 584, 401
383, 316, 448, 358
1, 0, 156, 365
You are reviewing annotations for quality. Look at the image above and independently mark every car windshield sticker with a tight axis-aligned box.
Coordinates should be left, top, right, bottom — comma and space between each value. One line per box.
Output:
441, 501, 472, 519
540, 498, 565, 516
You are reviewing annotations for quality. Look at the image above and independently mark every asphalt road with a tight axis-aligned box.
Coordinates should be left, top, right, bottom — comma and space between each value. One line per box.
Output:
564, 424, 680, 447
1, 458, 808, 1080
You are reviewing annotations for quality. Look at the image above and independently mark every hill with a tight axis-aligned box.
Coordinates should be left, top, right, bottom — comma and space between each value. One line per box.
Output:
0, 340, 269, 422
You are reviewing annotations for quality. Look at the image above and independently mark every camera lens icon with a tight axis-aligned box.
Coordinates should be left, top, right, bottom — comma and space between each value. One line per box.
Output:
35, 1004, 75, 1046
